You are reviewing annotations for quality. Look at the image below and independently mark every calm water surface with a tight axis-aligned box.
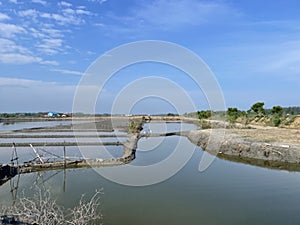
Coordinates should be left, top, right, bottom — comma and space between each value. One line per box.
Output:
0, 121, 73, 131
1, 122, 300, 225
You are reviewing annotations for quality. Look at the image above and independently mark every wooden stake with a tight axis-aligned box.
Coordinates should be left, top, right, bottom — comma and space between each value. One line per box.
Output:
30, 144, 44, 164
64, 142, 66, 168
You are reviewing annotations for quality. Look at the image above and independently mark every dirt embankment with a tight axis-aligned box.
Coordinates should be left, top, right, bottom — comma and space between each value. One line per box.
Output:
185, 125, 300, 170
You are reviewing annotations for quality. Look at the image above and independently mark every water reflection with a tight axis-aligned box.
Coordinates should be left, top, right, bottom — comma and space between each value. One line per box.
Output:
1, 122, 300, 225
0, 121, 74, 132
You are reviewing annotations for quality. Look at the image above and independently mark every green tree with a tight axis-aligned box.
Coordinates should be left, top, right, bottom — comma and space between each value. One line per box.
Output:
250, 102, 265, 115
227, 107, 239, 123
197, 110, 212, 120
271, 106, 283, 115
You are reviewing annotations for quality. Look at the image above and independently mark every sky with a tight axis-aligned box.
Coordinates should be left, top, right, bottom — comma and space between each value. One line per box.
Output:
0, 0, 299, 114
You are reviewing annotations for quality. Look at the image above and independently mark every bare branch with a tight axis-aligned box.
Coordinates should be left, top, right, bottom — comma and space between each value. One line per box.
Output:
0, 187, 103, 225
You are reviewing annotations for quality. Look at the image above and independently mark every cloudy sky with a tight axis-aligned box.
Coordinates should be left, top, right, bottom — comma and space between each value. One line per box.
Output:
0, 0, 299, 113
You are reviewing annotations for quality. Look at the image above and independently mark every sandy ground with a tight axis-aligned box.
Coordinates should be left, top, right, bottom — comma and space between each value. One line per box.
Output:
230, 126, 300, 144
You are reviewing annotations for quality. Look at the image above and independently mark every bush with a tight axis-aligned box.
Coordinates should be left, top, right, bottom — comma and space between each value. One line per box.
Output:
197, 110, 212, 120
129, 120, 143, 133
227, 107, 245, 123
273, 116, 281, 127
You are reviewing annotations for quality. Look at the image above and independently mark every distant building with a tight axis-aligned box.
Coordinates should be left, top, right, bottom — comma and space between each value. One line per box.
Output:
47, 112, 58, 117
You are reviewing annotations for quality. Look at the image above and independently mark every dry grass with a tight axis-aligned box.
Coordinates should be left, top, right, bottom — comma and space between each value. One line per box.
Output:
0, 188, 102, 225
230, 127, 300, 144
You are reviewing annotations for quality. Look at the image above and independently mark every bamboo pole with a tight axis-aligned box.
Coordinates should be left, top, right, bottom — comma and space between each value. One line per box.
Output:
30, 144, 44, 164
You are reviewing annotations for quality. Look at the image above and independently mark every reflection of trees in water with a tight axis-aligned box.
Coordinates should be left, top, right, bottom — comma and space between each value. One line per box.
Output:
0, 187, 103, 225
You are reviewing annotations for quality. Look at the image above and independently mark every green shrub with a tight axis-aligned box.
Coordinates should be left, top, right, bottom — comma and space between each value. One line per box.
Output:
273, 116, 281, 127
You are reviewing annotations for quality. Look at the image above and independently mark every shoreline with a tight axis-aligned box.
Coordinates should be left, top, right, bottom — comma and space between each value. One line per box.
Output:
1, 117, 300, 172
184, 128, 300, 170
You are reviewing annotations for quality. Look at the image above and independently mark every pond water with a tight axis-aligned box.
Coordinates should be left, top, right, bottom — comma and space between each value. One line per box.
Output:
1, 122, 300, 225
0, 121, 74, 132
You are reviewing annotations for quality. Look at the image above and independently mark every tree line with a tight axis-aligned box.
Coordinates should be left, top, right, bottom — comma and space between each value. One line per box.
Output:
197, 103, 299, 127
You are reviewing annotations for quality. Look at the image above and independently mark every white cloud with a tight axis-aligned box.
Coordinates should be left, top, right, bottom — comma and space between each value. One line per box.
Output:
40, 12, 83, 25
0, 38, 58, 65
259, 41, 300, 75
59, 1, 72, 7
0, 23, 26, 38
62, 8, 93, 16
0, 13, 10, 21
0, 77, 55, 87
77, 6, 86, 9
133, 0, 231, 28
62, 8, 75, 14
43, 38, 63, 47
94, 22, 104, 27
75, 9, 93, 15
0, 52, 58, 65
102, 0, 234, 36
88, 0, 107, 4
0, 38, 29, 54
86, 50, 96, 55
19, 9, 39, 18
40, 60, 59, 66
32, 0, 46, 5
28, 27, 46, 38
53, 69, 84, 76
37, 38, 63, 55
41, 28, 64, 38
222, 37, 300, 77
0, 0, 95, 67
264, 51, 300, 72
0, 53, 42, 64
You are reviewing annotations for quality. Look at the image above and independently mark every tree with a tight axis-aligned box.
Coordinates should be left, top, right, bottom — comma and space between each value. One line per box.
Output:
271, 106, 283, 115
197, 110, 212, 120
250, 102, 265, 115
227, 107, 240, 123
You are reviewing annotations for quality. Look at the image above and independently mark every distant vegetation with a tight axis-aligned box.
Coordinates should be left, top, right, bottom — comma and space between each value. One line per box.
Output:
193, 103, 300, 128
0, 113, 40, 118
129, 120, 143, 133
1, 105, 299, 128
197, 110, 212, 120
0, 112, 66, 118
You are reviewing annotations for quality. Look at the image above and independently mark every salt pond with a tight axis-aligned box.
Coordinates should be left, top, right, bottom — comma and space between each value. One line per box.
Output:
1, 122, 300, 225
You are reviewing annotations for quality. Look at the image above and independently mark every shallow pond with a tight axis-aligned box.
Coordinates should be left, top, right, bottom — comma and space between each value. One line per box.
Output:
0, 121, 73, 132
1, 122, 300, 225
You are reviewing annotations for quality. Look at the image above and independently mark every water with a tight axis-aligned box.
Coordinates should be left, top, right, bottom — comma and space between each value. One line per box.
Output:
1, 122, 300, 225
0, 137, 128, 144
0, 121, 73, 132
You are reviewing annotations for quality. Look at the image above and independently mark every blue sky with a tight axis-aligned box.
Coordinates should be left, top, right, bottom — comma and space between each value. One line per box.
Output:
0, 0, 299, 113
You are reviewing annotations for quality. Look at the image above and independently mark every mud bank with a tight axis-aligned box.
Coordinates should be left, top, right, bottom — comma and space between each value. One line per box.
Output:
1, 134, 139, 178
184, 129, 300, 167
